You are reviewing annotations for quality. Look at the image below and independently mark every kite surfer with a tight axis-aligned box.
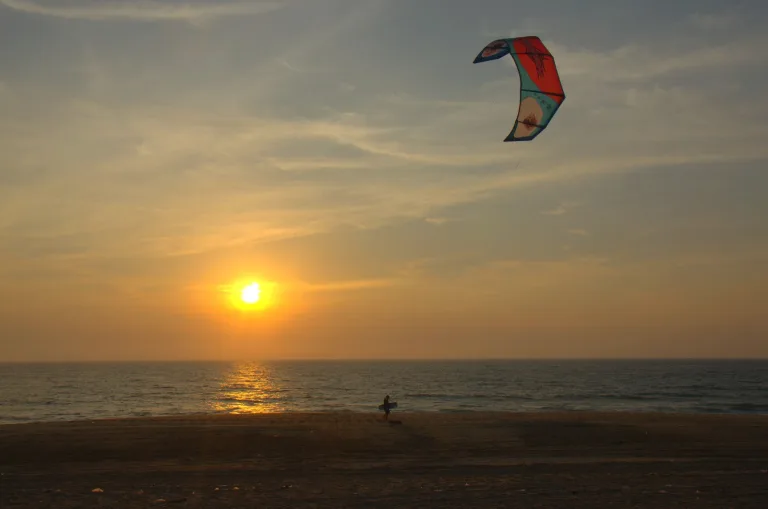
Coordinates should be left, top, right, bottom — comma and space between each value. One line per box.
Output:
382, 394, 392, 421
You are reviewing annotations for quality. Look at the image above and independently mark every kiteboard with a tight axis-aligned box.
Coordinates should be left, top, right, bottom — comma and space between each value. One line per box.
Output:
378, 402, 397, 411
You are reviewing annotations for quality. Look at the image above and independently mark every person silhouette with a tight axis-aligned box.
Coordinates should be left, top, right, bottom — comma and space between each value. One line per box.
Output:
382, 394, 391, 421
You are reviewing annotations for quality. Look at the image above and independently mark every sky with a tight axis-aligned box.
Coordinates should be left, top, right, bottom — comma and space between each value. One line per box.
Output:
1, 0, 767, 362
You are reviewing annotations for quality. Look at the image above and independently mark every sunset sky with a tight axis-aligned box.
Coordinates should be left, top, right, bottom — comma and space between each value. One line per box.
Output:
1, 0, 767, 361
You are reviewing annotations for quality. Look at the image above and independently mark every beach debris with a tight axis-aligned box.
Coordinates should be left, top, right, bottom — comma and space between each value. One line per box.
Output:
91, 488, 104, 493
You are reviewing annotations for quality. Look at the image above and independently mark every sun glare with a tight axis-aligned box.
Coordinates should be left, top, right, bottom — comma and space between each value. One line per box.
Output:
219, 277, 279, 314
241, 282, 261, 304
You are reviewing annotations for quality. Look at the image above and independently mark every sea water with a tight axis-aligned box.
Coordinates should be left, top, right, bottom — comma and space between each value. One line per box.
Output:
1, 360, 767, 424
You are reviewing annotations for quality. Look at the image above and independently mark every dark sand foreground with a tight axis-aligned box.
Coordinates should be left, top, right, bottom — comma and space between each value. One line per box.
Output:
2, 412, 768, 508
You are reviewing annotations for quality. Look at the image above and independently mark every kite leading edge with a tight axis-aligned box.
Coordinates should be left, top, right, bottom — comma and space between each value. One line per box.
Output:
473, 36, 565, 142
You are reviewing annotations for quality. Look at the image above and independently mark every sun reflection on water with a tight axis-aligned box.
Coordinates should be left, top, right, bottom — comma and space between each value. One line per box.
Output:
210, 362, 285, 414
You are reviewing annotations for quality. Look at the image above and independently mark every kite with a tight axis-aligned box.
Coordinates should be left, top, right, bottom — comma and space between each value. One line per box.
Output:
473, 36, 566, 142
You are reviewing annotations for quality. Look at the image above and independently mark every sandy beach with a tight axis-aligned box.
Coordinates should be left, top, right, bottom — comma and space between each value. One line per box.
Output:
2, 411, 767, 508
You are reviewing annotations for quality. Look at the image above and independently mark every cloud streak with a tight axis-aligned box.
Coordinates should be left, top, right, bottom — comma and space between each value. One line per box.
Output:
4, 69, 768, 266
303, 278, 405, 293
688, 10, 742, 30
0, 0, 289, 22
547, 32, 768, 83
542, 201, 581, 216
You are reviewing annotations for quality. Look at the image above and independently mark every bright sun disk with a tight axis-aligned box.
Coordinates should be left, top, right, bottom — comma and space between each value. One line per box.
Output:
240, 282, 261, 304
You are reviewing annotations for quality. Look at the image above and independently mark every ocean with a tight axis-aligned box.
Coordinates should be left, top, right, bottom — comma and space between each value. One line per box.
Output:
1, 360, 767, 425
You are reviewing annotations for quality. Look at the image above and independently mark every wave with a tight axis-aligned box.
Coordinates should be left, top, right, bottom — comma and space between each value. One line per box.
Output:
404, 393, 536, 401
3, 360, 768, 423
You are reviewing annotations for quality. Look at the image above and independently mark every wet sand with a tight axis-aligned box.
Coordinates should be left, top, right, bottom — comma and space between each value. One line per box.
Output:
2, 412, 768, 508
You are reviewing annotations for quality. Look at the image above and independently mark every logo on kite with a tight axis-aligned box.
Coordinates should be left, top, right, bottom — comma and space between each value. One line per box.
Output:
473, 36, 566, 142
481, 40, 508, 59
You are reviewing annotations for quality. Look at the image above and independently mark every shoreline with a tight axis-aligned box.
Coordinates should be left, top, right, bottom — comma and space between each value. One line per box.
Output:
3, 411, 768, 507
4, 407, 768, 428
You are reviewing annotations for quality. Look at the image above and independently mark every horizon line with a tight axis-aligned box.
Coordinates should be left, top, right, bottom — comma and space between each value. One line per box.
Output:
1, 357, 767, 365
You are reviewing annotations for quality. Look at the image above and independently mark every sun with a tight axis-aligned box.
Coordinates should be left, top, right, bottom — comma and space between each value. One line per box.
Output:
240, 282, 261, 304
219, 277, 279, 314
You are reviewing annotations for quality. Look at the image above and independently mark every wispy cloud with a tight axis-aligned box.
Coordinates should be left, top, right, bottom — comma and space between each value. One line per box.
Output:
547, 32, 768, 83
276, 57, 312, 73
424, 217, 454, 225
688, 10, 741, 30
0, 0, 289, 22
542, 201, 581, 216
4, 79, 767, 266
303, 278, 405, 293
